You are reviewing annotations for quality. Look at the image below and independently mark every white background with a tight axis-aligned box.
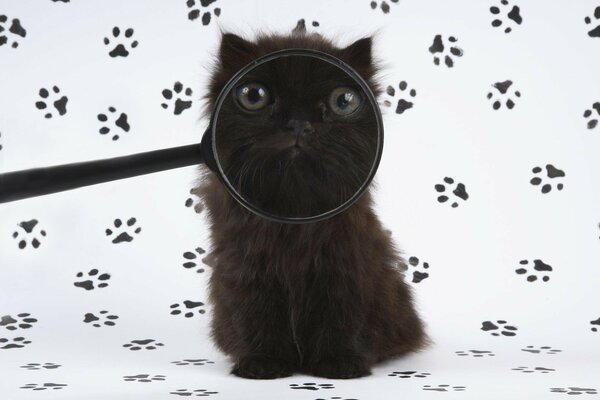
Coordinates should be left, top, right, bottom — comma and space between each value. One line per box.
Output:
1, 0, 599, 399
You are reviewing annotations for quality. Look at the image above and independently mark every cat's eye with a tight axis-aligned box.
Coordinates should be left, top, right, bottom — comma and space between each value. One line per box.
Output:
235, 83, 270, 111
328, 86, 362, 116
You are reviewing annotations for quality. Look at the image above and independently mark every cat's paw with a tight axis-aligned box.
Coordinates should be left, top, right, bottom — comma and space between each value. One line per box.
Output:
309, 356, 371, 379
231, 356, 294, 379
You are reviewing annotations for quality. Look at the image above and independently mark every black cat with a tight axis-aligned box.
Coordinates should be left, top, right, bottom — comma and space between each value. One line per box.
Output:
193, 22, 428, 379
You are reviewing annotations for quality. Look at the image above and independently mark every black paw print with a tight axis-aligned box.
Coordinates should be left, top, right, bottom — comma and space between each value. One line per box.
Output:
186, 0, 221, 25
481, 320, 518, 336
512, 366, 555, 374
123, 374, 166, 382
590, 317, 600, 332
171, 359, 215, 366
369, 0, 399, 14
182, 247, 207, 273
0, 313, 37, 331
490, 0, 523, 33
12, 219, 46, 249
290, 383, 335, 391
170, 300, 206, 318
515, 259, 552, 282
20, 383, 67, 391
105, 218, 141, 243
383, 81, 416, 114
0, 15, 26, 48
97, 107, 130, 141
104, 27, 138, 57
583, 102, 600, 129
0, 131, 3, 151
171, 389, 219, 397
161, 82, 193, 115
35, 86, 68, 118
423, 385, 466, 392
407, 256, 430, 283
455, 350, 495, 357
74, 269, 111, 291
123, 339, 164, 351
530, 164, 565, 193
487, 80, 521, 110
51, 0, 70, 2
83, 310, 119, 327
551, 387, 597, 395
20, 363, 61, 370
428, 35, 463, 68
435, 177, 469, 208
185, 188, 204, 213
0, 336, 32, 349
388, 370, 431, 378
521, 345, 562, 355
585, 6, 600, 38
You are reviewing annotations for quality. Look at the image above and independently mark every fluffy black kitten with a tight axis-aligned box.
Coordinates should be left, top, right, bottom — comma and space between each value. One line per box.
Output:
194, 22, 427, 379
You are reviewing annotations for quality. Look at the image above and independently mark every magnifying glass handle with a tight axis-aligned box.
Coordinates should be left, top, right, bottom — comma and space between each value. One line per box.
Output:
0, 143, 204, 204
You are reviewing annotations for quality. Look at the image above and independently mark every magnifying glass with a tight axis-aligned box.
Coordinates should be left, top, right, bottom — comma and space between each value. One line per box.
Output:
0, 49, 384, 224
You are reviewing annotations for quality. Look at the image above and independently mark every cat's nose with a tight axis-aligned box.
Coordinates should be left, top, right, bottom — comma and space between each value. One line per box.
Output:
286, 119, 315, 137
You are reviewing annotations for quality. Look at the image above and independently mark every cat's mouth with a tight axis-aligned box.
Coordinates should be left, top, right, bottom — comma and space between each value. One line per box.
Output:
253, 132, 310, 154
282, 140, 313, 163
285, 145, 304, 160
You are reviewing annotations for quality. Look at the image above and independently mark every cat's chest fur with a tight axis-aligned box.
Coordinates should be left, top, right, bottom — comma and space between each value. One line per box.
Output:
197, 171, 385, 296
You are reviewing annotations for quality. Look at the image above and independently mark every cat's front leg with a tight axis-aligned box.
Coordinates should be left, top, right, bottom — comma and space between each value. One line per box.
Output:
220, 278, 299, 379
305, 333, 372, 379
300, 283, 372, 379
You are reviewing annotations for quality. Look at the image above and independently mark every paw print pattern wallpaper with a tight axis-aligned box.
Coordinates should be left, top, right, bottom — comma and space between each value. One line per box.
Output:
0, 1, 599, 399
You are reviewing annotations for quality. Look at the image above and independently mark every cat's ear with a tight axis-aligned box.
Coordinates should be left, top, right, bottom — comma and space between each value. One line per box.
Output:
218, 33, 257, 71
340, 37, 373, 71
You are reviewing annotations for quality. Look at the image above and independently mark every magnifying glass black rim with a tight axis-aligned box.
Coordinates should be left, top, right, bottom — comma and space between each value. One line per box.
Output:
209, 48, 384, 224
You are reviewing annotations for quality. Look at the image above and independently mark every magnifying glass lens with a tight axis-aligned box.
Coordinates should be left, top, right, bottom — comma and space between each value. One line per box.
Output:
213, 53, 381, 221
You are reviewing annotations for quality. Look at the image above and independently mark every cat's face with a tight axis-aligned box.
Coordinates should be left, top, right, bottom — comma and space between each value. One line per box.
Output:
208, 33, 379, 219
